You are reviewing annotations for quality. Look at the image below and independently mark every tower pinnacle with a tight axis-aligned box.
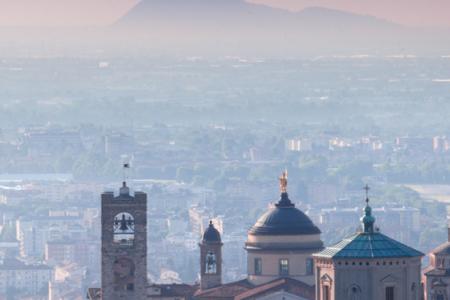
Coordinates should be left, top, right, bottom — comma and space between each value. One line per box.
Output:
361, 184, 375, 233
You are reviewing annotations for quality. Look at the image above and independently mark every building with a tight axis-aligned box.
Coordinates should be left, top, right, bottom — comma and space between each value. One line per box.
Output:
199, 221, 223, 290
90, 175, 426, 300
286, 138, 313, 152
423, 228, 450, 300
16, 213, 85, 258
90, 172, 321, 299
0, 257, 52, 299
319, 206, 421, 246
101, 182, 148, 299
313, 189, 424, 300
245, 186, 323, 286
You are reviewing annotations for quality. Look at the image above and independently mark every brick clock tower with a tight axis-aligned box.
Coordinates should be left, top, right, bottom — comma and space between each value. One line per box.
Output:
101, 182, 147, 299
199, 221, 223, 290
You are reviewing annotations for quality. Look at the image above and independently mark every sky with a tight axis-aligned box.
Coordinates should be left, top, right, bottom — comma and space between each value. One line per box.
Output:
0, 0, 448, 28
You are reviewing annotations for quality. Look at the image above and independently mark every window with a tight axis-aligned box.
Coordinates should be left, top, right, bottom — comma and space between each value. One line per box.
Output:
306, 258, 314, 275
205, 251, 217, 274
279, 259, 289, 276
254, 258, 262, 275
126, 284, 134, 291
323, 286, 330, 300
349, 285, 361, 300
386, 286, 394, 300
113, 212, 135, 246
436, 295, 444, 300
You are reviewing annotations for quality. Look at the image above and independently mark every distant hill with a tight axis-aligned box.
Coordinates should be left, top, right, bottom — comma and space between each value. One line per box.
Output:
115, 0, 400, 34
110, 0, 416, 55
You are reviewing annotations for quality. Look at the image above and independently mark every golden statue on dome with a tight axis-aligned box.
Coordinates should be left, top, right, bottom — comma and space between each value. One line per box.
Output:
279, 170, 288, 193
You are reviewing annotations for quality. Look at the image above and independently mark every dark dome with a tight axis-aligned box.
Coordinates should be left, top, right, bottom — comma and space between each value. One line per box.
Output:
249, 193, 321, 236
203, 221, 221, 243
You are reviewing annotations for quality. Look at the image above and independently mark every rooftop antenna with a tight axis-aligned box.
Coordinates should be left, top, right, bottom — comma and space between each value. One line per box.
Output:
122, 161, 130, 185
120, 161, 131, 196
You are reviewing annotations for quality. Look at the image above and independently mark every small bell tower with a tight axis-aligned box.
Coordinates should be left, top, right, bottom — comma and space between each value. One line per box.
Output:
199, 221, 223, 290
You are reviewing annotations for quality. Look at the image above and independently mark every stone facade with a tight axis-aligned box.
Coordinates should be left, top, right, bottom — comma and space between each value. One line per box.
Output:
245, 191, 323, 286
315, 256, 422, 300
246, 234, 320, 286
423, 228, 450, 300
314, 193, 424, 300
101, 183, 147, 300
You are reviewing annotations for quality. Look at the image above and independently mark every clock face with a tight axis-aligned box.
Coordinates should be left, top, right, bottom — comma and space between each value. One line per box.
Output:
113, 257, 135, 280
113, 212, 135, 234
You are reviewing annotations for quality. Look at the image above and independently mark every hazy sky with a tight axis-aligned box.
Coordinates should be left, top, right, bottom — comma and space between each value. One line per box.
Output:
0, 0, 448, 27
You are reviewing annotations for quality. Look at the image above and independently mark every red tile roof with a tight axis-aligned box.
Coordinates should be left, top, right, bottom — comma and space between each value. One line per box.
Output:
235, 278, 315, 300
194, 279, 254, 299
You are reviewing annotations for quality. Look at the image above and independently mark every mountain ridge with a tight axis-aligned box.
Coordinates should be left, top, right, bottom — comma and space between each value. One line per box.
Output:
115, 0, 401, 32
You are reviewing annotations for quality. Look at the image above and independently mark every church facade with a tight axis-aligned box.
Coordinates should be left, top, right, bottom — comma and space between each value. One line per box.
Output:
88, 174, 427, 300
313, 190, 424, 300
423, 228, 450, 300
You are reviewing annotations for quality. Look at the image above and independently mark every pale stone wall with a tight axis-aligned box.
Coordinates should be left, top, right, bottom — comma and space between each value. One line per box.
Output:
247, 251, 316, 285
424, 252, 450, 300
315, 257, 422, 300
246, 233, 322, 285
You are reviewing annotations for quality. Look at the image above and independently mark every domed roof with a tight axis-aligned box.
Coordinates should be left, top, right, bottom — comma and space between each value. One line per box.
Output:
248, 193, 321, 236
203, 221, 221, 243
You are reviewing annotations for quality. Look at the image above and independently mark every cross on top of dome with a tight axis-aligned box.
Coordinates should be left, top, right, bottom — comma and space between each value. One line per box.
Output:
361, 184, 376, 233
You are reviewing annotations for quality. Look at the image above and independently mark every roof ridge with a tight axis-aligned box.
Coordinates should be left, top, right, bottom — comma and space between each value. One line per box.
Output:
314, 231, 423, 259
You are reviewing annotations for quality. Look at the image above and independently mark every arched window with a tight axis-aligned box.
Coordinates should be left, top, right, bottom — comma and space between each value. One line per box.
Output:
279, 259, 289, 276
113, 212, 135, 245
348, 285, 362, 300
205, 251, 217, 274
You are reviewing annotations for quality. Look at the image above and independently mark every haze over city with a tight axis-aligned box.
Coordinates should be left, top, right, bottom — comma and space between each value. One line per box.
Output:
0, 1, 450, 300
1, 0, 449, 27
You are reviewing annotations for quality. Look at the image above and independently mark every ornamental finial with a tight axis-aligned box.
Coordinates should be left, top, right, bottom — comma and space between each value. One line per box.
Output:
364, 184, 370, 204
361, 184, 375, 233
279, 170, 288, 193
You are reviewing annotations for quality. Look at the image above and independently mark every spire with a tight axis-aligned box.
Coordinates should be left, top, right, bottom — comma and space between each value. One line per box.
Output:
361, 184, 375, 233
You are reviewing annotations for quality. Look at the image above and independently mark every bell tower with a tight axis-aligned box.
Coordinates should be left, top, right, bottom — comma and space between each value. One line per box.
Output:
101, 182, 147, 299
199, 221, 223, 290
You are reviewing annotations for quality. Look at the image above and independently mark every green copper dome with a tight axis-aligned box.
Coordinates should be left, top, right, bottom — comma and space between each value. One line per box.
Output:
314, 186, 423, 259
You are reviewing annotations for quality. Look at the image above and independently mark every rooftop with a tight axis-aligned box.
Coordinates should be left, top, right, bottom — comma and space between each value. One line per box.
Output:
248, 172, 321, 236
314, 231, 424, 259
314, 185, 423, 259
